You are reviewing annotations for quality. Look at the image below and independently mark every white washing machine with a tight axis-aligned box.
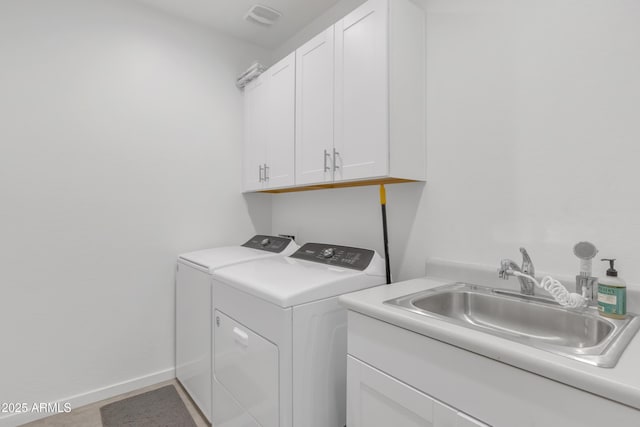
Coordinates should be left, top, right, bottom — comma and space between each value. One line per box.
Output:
176, 235, 299, 422
212, 243, 385, 427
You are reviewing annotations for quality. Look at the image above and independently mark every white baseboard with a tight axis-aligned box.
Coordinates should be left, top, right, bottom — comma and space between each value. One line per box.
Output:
0, 367, 176, 427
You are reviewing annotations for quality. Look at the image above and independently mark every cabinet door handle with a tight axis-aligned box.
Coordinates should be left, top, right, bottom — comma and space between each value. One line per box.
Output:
264, 163, 269, 181
259, 164, 264, 182
233, 327, 249, 347
324, 149, 331, 172
333, 148, 340, 171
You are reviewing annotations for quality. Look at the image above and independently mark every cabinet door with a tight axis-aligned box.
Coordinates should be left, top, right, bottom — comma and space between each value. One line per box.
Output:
434, 402, 491, 427
347, 356, 435, 427
433, 401, 459, 427
243, 75, 268, 191
457, 413, 490, 427
295, 27, 335, 185
265, 53, 295, 189
347, 356, 491, 427
334, 0, 389, 182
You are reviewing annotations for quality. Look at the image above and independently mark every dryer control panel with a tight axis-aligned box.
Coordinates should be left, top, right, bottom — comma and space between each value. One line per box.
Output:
290, 243, 375, 271
242, 235, 293, 253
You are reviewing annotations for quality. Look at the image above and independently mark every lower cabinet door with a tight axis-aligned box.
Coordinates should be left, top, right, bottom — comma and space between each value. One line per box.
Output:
347, 356, 435, 427
457, 412, 490, 427
347, 356, 491, 427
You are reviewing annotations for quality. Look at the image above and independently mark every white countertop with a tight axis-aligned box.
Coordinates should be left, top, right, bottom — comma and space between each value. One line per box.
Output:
339, 276, 640, 410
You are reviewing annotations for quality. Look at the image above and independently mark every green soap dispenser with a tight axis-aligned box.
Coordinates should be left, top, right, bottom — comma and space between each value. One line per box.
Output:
597, 259, 627, 319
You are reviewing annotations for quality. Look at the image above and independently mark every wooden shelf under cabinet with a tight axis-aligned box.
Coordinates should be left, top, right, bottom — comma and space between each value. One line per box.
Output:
257, 177, 419, 194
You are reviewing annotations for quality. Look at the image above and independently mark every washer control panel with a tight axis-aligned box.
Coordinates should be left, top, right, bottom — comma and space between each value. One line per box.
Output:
242, 235, 293, 253
290, 243, 375, 271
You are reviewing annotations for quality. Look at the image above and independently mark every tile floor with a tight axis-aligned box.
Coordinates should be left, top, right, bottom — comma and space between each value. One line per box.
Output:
21, 379, 209, 427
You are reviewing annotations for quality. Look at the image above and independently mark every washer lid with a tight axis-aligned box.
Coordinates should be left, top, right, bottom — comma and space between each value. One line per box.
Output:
213, 245, 385, 308
178, 236, 298, 273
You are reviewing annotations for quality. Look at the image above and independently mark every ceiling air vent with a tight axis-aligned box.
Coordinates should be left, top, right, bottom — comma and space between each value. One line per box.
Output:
244, 4, 282, 26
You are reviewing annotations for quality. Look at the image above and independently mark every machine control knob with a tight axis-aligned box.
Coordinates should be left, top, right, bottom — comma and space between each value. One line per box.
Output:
322, 248, 335, 258
261, 238, 271, 246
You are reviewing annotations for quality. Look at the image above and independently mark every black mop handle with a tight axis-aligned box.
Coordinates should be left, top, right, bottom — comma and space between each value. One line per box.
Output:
380, 185, 392, 284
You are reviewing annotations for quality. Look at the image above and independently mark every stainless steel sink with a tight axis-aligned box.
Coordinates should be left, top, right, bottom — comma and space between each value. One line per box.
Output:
384, 283, 640, 367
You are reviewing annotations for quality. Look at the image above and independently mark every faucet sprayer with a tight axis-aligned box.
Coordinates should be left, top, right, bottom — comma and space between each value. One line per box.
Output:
498, 247, 588, 309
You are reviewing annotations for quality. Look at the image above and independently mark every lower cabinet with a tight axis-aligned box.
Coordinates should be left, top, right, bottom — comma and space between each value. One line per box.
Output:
346, 311, 640, 426
347, 356, 489, 427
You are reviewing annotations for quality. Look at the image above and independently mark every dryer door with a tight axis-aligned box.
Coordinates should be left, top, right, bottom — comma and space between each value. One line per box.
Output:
214, 310, 279, 427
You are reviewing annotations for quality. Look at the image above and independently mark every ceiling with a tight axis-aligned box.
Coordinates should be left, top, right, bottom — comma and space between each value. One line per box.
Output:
135, 0, 341, 49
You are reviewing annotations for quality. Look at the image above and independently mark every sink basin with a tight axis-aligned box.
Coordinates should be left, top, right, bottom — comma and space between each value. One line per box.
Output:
384, 283, 640, 367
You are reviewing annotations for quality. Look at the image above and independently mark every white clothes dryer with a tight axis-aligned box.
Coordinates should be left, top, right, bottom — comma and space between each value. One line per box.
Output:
212, 243, 385, 427
176, 235, 298, 422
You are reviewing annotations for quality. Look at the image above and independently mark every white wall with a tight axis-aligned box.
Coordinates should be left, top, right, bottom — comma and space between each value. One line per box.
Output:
0, 0, 270, 424
271, 0, 365, 63
272, 0, 640, 286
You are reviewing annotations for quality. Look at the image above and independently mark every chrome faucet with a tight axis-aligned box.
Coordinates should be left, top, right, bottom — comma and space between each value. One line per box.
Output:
498, 248, 536, 296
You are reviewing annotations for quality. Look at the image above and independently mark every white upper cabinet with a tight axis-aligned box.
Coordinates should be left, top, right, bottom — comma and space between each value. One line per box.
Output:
266, 53, 295, 188
243, 74, 268, 192
334, 0, 389, 182
295, 28, 335, 186
243, 0, 425, 192
243, 53, 295, 191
